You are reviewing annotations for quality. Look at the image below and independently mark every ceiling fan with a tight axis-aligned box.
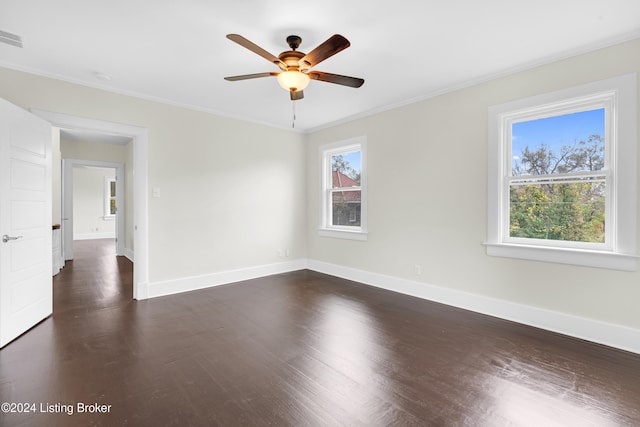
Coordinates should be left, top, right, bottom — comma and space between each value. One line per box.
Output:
224, 33, 364, 101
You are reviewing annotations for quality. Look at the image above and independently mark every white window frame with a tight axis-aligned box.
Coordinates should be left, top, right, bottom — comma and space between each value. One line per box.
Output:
104, 176, 116, 220
318, 136, 367, 241
486, 73, 637, 271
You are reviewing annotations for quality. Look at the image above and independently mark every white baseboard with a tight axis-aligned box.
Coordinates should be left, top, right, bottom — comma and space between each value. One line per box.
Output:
136, 257, 640, 354
123, 247, 134, 262
146, 259, 308, 299
134, 281, 149, 300
73, 232, 115, 240
307, 260, 640, 355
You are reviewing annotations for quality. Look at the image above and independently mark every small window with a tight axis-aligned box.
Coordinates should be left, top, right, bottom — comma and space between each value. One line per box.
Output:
487, 74, 637, 270
104, 176, 116, 219
319, 136, 367, 240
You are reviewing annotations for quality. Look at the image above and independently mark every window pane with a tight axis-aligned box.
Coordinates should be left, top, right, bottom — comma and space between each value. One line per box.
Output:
110, 199, 117, 215
509, 181, 605, 243
110, 181, 116, 197
512, 109, 605, 176
332, 190, 361, 226
331, 151, 361, 187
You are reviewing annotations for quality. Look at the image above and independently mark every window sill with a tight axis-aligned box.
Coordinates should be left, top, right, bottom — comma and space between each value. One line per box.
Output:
103, 216, 115, 221
484, 242, 638, 271
318, 228, 368, 241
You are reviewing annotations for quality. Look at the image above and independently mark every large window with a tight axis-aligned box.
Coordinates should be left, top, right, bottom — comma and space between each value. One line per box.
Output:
509, 106, 608, 247
319, 136, 367, 240
487, 74, 637, 270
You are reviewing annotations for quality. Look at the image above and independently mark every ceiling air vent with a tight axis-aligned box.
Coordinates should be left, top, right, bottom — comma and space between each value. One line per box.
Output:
0, 30, 23, 48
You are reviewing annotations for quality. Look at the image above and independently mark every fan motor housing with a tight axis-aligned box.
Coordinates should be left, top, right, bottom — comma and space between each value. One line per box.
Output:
278, 50, 305, 69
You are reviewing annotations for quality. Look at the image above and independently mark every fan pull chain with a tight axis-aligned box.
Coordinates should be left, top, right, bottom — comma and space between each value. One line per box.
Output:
291, 101, 296, 128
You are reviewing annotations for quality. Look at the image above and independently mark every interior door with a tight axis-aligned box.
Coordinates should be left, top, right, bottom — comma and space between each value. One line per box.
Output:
0, 97, 52, 348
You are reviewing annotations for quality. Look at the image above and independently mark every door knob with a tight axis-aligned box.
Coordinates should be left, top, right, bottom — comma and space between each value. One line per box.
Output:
2, 235, 23, 243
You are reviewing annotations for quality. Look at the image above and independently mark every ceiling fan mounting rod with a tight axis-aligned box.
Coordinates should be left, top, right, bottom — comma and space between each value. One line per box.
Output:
286, 35, 302, 50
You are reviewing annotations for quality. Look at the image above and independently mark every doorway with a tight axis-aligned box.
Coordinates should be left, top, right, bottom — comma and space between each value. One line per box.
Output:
31, 109, 149, 300
63, 159, 125, 261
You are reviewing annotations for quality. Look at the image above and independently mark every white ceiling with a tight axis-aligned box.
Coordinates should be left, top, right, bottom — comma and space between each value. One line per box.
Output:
1, 1, 639, 132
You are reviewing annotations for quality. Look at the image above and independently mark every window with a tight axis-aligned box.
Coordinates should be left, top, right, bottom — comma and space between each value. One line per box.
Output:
319, 136, 367, 240
104, 176, 116, 219
487, 74, 637, 270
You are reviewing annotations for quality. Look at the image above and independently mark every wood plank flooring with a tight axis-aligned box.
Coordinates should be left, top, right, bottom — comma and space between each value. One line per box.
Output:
1, 239, 639, 426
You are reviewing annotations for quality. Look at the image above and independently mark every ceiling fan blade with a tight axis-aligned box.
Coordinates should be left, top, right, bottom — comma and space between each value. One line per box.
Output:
308, 71, 364, 88
298, 34, 350, 70
226, 34, 287, 70
290, 90, 304, 101
224, 72, 279, 81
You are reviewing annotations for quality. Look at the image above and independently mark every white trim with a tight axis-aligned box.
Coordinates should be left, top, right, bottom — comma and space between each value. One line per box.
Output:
74, 233, 116, 240
306, 259, 640, 355
31, 109, 149, 300
318, 228, 368, 241
484, 242, 639, 271
123, 247, 134, 263
132, 129, 149, 300
487, 73, 637, 270
318, 136, 368, 239
147, 259, 307, 299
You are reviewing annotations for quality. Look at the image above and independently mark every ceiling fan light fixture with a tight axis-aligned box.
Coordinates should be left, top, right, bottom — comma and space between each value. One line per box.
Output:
225, 34, 364, 102
277, 70, 310, 92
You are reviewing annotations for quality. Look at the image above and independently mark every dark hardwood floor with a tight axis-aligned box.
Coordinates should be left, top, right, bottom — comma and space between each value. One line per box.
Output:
1, 239, 639, 426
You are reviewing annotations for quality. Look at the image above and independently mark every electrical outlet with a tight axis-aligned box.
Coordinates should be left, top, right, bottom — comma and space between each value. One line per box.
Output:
414, 264, 422, 276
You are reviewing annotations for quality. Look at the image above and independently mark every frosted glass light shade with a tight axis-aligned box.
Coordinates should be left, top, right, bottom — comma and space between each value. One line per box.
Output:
277, 71, 310, 92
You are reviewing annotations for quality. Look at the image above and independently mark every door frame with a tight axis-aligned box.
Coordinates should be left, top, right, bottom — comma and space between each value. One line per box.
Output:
62, 159, 125, 259
31, 109, 149, 300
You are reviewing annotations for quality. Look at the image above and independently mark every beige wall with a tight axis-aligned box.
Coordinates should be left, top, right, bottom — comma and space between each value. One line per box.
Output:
0, 67, 307, 284
61, 137, 128, 163
72, 167, 116, 238
306, 38, 640, 330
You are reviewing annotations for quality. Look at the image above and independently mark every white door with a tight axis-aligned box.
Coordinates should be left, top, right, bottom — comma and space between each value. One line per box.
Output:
0, 97, 52, 348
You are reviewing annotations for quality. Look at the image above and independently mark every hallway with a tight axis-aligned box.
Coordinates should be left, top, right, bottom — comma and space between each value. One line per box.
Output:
54, 239, 133, 314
